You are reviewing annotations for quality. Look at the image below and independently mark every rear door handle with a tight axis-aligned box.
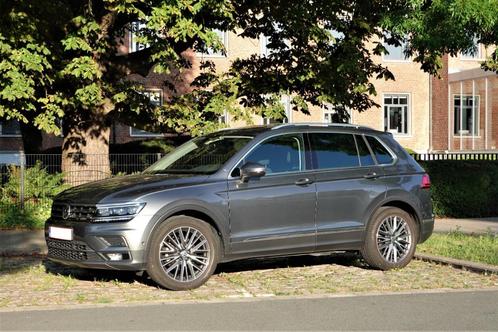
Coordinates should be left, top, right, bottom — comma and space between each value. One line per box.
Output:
295, 178, 314, 186
363, 172, 379, 180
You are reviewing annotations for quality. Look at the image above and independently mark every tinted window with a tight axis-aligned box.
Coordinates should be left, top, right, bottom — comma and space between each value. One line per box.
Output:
310, 133, 359, 169
355, 135, 375, 166
243, 134, 305, 174
366, 136, 394, 164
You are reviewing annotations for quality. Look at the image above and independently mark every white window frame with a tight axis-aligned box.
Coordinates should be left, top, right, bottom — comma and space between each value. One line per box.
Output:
383, 93, 411, 136
460, 40, 483, 60
260, 34, 271, 57
0, 120, 22, 137
382, 36, 411, 63
261, 95, 292, 125
218, 110, 229, 124
129, 89, 164, 137
322, 103, 351, 123
129, 22, 149, 53
197, 30, 228, 58
453, 94, 480, 137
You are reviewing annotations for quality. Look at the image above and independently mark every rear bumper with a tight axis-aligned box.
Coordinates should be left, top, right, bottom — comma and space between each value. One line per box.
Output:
419, 216, 434, 243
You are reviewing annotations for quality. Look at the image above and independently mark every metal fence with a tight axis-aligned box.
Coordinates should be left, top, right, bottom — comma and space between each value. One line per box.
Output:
0, 153, 165, 224
412, 152, 498, 161
1, 151, 498, 220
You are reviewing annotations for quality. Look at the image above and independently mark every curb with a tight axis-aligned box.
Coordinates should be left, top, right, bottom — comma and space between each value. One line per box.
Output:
415, 253, 498, 275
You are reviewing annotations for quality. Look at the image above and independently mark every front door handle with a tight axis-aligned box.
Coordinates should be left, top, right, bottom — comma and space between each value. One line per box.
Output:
363, 172, 379, 179
295, 178, 314, 186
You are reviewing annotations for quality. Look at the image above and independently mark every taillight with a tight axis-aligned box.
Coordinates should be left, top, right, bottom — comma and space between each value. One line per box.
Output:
421, 173, 431, 189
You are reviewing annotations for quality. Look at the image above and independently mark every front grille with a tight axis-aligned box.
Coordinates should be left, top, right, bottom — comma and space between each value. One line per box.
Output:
51, 203, 97, 221
48, 247, 88, 261
46, 239, 86, 251
47, 239, 101, 261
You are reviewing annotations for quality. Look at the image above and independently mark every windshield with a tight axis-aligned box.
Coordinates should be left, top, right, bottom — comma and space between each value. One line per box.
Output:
144, 135, 254, 175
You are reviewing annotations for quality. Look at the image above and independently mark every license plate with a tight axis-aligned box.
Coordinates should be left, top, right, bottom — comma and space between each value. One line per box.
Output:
49, 226, 73, 241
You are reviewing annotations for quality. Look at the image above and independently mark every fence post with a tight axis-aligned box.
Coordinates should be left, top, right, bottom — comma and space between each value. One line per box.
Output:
19, 151, 25, 210
156, 153, 161, 162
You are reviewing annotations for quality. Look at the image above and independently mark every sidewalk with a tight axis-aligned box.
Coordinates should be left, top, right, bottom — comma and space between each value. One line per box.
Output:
434, 217, 498, 235
0, 217, 496, 256
0, 229, 46, 256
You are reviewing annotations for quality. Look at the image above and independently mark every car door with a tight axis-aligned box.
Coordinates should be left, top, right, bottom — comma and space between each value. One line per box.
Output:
227, 133, 317, 256
308, 132, 387, 251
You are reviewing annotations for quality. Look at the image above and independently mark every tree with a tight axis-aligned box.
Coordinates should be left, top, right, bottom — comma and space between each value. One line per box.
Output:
1, 0, 497, 182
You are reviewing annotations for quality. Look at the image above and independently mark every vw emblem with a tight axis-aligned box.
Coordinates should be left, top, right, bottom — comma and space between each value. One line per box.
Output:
62, 204, 71, 220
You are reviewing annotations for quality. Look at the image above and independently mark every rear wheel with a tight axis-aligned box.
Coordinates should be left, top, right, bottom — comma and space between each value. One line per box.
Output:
361, 207, 418, 270
146, 216, 220, 290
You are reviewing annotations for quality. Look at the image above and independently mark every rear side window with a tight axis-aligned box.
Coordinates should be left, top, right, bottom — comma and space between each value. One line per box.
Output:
355, 135, 375, 166
310, 133, 359, 169
366, 136, 394, 164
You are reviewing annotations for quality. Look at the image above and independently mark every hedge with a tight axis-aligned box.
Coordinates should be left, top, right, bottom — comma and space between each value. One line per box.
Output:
420, 160, 498, 218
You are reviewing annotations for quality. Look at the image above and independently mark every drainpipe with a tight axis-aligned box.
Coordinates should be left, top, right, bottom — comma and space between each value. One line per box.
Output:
429, 74, 433, 152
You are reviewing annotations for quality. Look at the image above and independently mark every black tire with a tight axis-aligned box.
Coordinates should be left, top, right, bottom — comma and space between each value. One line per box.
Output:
146, 216, 220, 290
361, 207, 418, 270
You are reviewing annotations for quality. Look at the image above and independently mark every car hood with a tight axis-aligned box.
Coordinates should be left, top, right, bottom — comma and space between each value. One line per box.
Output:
55, 173, 211, 204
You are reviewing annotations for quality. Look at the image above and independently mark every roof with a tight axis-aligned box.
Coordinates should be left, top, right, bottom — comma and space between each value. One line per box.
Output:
213, 122, 381, 136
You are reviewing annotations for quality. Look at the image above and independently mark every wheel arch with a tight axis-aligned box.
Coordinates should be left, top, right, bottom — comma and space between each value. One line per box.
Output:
374, 199, 422, 242
144, 204, 228, 260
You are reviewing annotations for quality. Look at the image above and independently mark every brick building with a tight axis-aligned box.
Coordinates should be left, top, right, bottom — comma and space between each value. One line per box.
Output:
1, 29, 496, 153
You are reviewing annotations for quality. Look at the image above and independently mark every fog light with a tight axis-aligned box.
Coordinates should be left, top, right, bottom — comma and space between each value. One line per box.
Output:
107, 253, 123, 261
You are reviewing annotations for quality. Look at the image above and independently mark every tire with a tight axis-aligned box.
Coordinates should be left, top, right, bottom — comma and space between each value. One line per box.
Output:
361, 207, 418, 270
146, 216, 221, 290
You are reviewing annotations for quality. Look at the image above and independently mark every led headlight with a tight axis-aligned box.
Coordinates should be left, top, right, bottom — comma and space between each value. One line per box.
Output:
94, 202, 146, 222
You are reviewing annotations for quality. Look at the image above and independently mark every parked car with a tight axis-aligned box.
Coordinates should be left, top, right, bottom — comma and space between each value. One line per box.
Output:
45, 124, 434, 290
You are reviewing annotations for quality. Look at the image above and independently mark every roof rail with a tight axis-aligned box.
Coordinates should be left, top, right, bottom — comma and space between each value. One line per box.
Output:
271, 122, 373, 131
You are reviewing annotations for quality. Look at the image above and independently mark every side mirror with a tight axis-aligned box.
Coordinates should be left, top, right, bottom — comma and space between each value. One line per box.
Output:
240, 162, 266, 182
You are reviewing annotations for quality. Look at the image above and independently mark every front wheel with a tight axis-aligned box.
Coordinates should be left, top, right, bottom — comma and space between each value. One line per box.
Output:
361, 207, 418, 270
146, 216, 220, 290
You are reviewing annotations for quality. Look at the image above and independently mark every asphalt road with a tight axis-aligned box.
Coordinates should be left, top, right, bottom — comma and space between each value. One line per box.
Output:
1, 290, 497, 330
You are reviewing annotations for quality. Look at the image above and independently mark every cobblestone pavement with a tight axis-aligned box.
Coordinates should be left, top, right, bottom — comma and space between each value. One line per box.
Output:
1, 254, 497, 310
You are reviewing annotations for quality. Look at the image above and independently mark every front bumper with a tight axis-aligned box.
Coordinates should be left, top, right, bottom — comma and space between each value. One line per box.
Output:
45, 218, 147, 271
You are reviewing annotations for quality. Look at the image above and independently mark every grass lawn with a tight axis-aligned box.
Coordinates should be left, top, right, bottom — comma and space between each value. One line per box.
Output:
418, 231, 498, 266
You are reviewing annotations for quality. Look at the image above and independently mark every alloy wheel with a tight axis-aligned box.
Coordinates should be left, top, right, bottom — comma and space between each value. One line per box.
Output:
376, 215, 412, 263
159, 226, 210, 282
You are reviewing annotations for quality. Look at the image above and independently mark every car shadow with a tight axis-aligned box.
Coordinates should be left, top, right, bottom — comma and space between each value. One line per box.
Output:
215, 252, 366, 274
28, 251, 368, 287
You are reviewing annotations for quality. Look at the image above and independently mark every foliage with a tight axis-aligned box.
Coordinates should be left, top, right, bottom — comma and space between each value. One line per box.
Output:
1, 162, 69, 200
418, 231, 498, 266
0, 162, 68, 229
1, 0, 497, 144
0, 202, 51, 229
421, 161, 498, 218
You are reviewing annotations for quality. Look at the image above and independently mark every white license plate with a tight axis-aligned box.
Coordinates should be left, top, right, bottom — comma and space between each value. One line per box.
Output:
49, 226, 73, 241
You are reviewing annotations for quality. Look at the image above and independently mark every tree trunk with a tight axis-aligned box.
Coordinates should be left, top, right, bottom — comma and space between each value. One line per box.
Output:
61, 111, 111, 186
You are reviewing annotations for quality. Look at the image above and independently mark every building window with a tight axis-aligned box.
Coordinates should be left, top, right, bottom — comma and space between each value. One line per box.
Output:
454, 95, 479, 135
129, 22, 149, 53
322, 103, 350, 123
461, 38, 482, 60
382, 36, 410, 62
0, 120, 21, 137
198, 29, 228, 57
260, 35, 271, 57
384, 94, 410, 135
262, 95, 291, 125
130, 90, 163, 137
219, 110, 229, 124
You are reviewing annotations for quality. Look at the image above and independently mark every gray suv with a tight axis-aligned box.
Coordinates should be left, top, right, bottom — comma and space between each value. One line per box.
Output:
45, 124, 433, 290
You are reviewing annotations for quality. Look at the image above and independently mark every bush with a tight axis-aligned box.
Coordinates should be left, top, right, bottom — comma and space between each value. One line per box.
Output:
0, 162, 69, 229
420, 160, 498, 218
